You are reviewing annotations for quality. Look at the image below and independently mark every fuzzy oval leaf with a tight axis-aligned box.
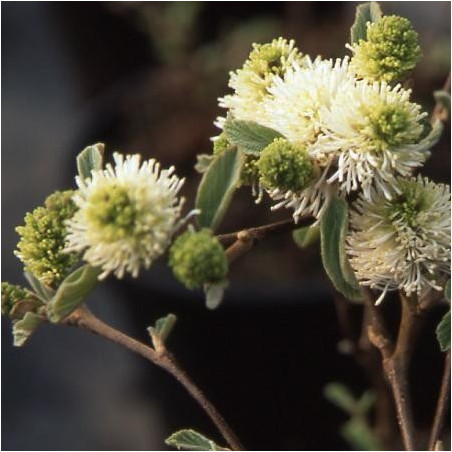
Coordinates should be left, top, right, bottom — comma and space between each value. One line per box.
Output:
48, 265, 101, 323
12, 312, 44, 347
436, 311, 451, 352
165, 429, 228, 451
341, 418, 382, 451
293, 225, 320, 249
195, 147, 242, 230
223, 119, 283, 155
24, 272, 55, 303
350, 2, 382, 44
204, 280, 228, 310
324, 382, 357, 415
77, 143, 104, 180
320, 197, 363, 301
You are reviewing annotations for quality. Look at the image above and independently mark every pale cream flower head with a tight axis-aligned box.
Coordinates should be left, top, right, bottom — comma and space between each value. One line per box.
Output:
65, 153, 186, 280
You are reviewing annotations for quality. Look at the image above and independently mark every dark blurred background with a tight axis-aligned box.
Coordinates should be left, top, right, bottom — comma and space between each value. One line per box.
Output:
2, 2, 450, 450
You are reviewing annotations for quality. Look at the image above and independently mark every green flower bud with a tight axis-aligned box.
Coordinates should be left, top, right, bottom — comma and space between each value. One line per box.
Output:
213, 133, 230, 156
350, 15, 422, 84
1, 282, 40, 319
258, 138, 316, 192
169, 229, 228, 290
15, 190, 79, 287
240, 154, 260, 186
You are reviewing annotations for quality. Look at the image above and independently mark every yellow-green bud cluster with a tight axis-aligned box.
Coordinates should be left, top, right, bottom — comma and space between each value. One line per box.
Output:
169, 229, 228, 289
258, 138, 315, 192
15, 190, 79, 287
368, 104, 413, 149
350, 15, 421, 84
213, 133, 230, 156
240, 154, 260, 186
1, 282, 40, 319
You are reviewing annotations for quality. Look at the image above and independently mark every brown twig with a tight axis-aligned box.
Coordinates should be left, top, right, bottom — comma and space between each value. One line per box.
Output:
363, 289, 425, 451
428, 350, 451, 450
64, 307, 244, 451
218, 217, 312, 264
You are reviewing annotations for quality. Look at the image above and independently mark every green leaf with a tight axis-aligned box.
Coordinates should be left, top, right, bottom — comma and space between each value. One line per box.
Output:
147, 313, 177, 350
434, 90, 451, 117
77, 143, 104, 180
436, 311, 451, 352
195, 154, 216, 174
165, 429, 228, 451
341, 418, 382, 451
204, 280, 228, 310
24, 272, 54, 303
223, 119, 283, 155
195, 147, 242, 231
12, 312, 44, 347
320, 197, 363, 301
292, 225, 319, 249
350, 2, 383, 44
444, 280, 451, 303
324, 383, 357, 415
356, 391, 376, 415
47, 265, 101, 323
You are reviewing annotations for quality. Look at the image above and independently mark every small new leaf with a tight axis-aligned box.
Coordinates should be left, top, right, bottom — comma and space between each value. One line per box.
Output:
204, 280, 228, 310
436, 311, 451, 352
47, 265, 101, 323
195, 154, 216, 174
350, 2, 383, 44
320, 197, 363, 301
165, 429, 229, 451
77, 143, 104, 180
195, 147, 242, 231
292, 225, 319, 249
24, 272, 54, 303
324, 382, 357, 415
223, 119, 283, 155
341, 418, 382, 451
12, 311, 44, 347
147, 313, 177, 352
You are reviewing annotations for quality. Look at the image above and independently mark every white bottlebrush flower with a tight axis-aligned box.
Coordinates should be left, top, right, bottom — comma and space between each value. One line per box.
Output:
65, 153, 186, 279
218, 37, 303, 123
313, 80, 429, 199
347, 176, 451, 304
259, 56, 355, 146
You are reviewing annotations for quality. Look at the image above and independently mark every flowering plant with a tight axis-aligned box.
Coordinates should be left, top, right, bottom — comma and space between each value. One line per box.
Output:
2, 3, 450, 451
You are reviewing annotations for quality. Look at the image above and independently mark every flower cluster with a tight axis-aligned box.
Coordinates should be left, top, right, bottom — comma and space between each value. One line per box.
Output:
65, 153, 186, 280
169, 228, 228, 289
15, 190, 79, 287
214, 14, 428, 224
347, 177, 450, 303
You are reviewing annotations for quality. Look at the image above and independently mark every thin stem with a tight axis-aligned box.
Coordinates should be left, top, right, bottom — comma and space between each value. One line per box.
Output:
363, 289, 423, 451
428, 351, 451, 451
432, 71, 451, 123
64, 307, 244, 451
219, 217, 312, 264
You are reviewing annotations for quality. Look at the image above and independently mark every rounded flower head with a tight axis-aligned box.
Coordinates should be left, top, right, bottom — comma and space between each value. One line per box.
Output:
218, 38, 303, 122
65, 153, 185, 280
349, 15, 421, 84
259, 56, 355, 146
169, 229, 228, 289
314, 80, 428, 199
258, 138, 316, 192
15, 190, 79, 287
347, 177, 451, 303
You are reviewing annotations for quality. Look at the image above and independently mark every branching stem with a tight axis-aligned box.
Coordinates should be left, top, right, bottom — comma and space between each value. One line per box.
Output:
64, 307, 244, 451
